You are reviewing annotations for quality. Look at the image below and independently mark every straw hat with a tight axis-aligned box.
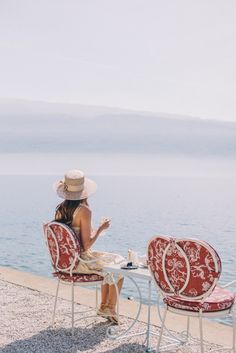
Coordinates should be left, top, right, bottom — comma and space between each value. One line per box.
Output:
54, 169, 97, 200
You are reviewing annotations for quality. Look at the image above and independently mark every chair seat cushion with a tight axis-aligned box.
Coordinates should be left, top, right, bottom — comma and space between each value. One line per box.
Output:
164, 286, 235, 312
53, 271, 104, 283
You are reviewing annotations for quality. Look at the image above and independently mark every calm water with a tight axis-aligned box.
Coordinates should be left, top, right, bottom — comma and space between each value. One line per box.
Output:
1, 175, 235, 325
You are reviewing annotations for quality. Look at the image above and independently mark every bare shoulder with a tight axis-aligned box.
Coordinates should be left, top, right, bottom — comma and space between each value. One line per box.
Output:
77, 204, 91, 218
72, 205, 91, 228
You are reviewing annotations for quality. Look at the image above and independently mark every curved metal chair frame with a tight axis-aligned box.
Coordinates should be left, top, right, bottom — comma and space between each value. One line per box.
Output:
44, 221, 104, 335
147, 235, 236, 353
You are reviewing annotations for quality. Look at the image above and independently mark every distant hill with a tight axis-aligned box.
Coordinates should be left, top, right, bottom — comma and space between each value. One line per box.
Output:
0, 99, 236, 157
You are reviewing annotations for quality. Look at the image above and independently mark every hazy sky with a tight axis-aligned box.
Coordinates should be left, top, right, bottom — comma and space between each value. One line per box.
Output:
1, 0, 236, 120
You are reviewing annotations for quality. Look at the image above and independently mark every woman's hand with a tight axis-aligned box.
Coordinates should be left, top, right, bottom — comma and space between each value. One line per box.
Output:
99, 217, 111, 232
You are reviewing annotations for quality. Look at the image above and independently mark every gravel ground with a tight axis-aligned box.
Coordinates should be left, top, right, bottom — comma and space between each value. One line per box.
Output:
0, 280, 231, 353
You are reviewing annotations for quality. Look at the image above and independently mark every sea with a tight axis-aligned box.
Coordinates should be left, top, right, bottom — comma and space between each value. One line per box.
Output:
0, 174, 235, 326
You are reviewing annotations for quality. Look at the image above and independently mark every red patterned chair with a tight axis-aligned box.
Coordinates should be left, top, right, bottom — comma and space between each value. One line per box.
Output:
147, 235, 236, 353
44, 221, 103, 335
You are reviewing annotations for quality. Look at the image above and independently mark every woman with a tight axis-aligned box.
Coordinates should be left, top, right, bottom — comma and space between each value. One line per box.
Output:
54, 169, 124, 324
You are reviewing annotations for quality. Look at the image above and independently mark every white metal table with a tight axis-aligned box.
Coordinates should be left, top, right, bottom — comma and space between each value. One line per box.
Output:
103, 264, 156, 352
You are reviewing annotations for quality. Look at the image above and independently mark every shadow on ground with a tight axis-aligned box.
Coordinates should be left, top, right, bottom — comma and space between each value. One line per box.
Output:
0, 323, 146, 353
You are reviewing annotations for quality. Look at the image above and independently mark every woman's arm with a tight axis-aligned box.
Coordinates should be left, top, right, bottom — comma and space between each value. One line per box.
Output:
78, 206, 110, 251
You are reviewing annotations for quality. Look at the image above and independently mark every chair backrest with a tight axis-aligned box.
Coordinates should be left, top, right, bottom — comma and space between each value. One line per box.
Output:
147, 235, 222, 301
44, 221, 81, 275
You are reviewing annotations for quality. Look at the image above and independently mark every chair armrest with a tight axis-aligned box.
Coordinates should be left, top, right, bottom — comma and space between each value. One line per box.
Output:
221, 279, 236, 288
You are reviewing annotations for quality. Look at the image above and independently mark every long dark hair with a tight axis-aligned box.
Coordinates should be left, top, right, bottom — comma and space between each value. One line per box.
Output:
55, 199, 87, 226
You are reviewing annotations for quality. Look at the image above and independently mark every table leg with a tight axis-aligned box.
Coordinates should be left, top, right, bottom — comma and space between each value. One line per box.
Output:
106, 275, 143, 340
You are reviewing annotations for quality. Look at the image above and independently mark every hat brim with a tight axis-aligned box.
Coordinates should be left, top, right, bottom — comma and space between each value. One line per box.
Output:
53, 177, 97, 200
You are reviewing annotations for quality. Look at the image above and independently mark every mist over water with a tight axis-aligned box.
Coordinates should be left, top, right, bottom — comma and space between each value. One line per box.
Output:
1, 106, 236, 177
1, 112, 236, 157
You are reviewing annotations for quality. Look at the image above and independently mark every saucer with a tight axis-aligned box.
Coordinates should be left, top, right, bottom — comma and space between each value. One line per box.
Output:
120, 265, 138, 270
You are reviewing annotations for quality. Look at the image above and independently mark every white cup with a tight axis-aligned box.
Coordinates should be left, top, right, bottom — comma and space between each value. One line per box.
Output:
138, 254, 147, 267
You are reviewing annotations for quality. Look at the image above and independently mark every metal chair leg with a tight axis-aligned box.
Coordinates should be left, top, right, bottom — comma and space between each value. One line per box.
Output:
156, 306, 167, 353
146, 279, 152, 351
186, 316, 190, 341
232, 310, 236, 353
52, 279, 60, 326
95, 285, 98, 309
199, 310, 204, 353
71, 281, 75, 336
